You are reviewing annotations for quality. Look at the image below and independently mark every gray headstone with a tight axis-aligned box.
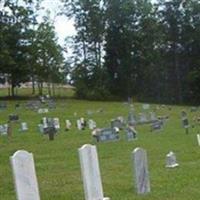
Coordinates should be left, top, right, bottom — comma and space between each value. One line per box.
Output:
78, 144, 105, 200
132, 147, 150, 194
10, 150, 40, 200
165, 151, 179, 168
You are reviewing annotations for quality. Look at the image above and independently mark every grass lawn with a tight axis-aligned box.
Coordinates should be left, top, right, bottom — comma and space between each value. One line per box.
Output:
0, 99, 200, 200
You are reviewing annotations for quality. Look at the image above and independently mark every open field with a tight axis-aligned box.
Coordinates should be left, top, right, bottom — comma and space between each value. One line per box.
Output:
0, 87, 75, 98
0, 99, 200, 200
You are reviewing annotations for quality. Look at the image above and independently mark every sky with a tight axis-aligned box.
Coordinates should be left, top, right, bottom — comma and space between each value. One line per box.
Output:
39, 0, 76, 46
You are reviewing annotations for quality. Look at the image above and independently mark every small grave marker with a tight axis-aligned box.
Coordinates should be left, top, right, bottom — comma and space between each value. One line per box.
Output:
165, 151, 179, 168
65, 120, 72, 131
21, 122, 28, 132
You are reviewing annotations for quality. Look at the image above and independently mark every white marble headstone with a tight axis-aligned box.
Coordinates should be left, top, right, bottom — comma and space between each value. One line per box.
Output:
88, 119, 96, 130
197, 134, 200, 146
143, 104, 150, 110
78, 144, 106, 200
77, 119, 82, 130
10, 150, 40, 200
65, 120, 72, 130
53, 118, 60, 130
132, 147, 150, 194
21, 122, 28, 131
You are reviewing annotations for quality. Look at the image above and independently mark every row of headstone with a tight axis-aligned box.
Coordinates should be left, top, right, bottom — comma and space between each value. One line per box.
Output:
10, 147, 179, 200
26, 100, 41, 111
0, 122, 28, 136
128, 111, 158, 125
37, 108, 49, 114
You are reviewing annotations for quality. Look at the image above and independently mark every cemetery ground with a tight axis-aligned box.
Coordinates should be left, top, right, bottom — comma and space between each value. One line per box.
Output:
0, 99, 200, 200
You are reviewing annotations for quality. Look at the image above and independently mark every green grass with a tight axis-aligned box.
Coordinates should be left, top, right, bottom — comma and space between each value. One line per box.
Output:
0, 87, 75, 98
0, 99, 200, 200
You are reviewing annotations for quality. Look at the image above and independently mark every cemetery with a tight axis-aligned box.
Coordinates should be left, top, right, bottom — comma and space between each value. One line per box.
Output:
1, 99, 200, 200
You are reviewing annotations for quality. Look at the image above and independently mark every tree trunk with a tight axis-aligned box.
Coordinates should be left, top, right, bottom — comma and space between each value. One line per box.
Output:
32, 76, 35, 95
52, 83, 55, 96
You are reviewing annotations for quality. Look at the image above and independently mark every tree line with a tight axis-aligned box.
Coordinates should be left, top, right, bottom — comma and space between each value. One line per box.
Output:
0, 0, 65, 97
64, 0, 200, 104
0, 0, 200, 104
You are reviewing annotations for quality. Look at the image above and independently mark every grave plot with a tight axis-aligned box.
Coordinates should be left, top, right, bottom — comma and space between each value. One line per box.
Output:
92, 128, 120, 142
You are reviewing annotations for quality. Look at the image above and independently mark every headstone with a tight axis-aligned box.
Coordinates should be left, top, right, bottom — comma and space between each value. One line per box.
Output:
65, 120, 72, 131
111, 118, 123, 129
165, 151, 179, 168
191, 107, 198, 112
151, 120, 163, 132
149, 112, 157, 122
95, 128, 120, 142
197, 134, 200, 146
0, 101, 7, 110
80, 117, 87, 128
126, 126, 137, 141
88, 119, 96, 130
181, 111, 189, 134
48, 99, 56, 109
77, 119, 83, 130
37, 108, 49, 114
42, 117, 48, 129
0, 124, 8, 135
10, 150, 40, 200
21, 122, 28, 132
139, 113, 148, 124
78, 144, 109, 200
132, 147, 150, 194
9, 114, 19, 122
142, 104, 150, 110
128, 111, 137, 125
53, 118, 60, 130
26, 101, 41, 111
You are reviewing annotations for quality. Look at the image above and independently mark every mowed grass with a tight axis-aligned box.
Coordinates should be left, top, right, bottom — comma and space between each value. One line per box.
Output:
0, 99, 200, 200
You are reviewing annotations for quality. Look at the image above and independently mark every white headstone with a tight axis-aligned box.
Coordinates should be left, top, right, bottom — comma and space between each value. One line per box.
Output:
53, 118, 60, 130
165, 151, 179, 168
132, 147, 150, 194
21, 122, 28, 131
197, 134, 200, 146
79, 144, 108, 200
10, 150, 40, 200
143, 104, 150, 110
65, 120, 72, 130
88, 119, 96, 130
77, 119, 82, 130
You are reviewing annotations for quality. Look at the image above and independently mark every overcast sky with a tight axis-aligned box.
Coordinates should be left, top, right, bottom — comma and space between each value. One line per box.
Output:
39, 0, 75, 46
